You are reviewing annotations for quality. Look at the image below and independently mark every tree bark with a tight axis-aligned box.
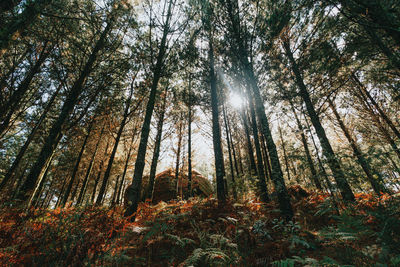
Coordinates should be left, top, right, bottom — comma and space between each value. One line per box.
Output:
278, 124, 291, 181
96, 84, 134, 205
248, 96, 269, 202
117, 136, 135, 204
0, 42, 51, 136
174, 112, 184, 198
147, 86, 168, 199
76, 124, 105, 205
187, 77, 193, 198
222, 102, 237, 198
1, 83, 61, 191
111, 175, 120, 206
289, 99, 322, 189
124, 0, 173, 220
14, 16, 114, 204
60, 120, 94, 207
223, 0, 292, 219
208, 32, 226, 203
239, 109, 257, 175
283, 39, 355, 202
328, 97, 388, 194
352, 73, 400, 140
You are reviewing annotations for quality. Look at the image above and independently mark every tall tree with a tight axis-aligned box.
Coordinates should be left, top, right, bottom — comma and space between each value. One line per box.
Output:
124, 0, 175, 219
222, 0, 293, 219
14, 8, 117, 204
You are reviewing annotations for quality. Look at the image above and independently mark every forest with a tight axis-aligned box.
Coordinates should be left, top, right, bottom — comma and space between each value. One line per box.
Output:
0, 0, 400, 266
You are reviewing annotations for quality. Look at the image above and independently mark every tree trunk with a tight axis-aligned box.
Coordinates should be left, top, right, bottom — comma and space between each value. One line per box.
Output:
239, 109, 257, 175
278, 124, 292, 181
259, 131, 272, 181
222, 102, 237, 198
289, 99, 322, 189
124, 0, 173, 220
96, 84, 134, 205
187, 77, 193, 198
147, 86, 168, 199
117, 136, 135, 204
61, 120, 94, 207
90, 168, 102, 204
248, 96, 269, 202
283, 39, 355, 202
353, 84, 400, 160
328, 97, 388, 194
208, 31, 226, 203
15, 17, 114, 204
31, 159, 52, 207
223, 0, 292, 219
1, 83, 61, 191
111, 175, 120, 206
0, 42, 51, 136
352, 73, 400, 140
227, 118, 240, 177
76, 124, 105, 205
174, 112, 184, 198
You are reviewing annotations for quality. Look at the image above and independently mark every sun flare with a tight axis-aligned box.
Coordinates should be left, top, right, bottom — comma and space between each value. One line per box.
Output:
229, 93, 244, 109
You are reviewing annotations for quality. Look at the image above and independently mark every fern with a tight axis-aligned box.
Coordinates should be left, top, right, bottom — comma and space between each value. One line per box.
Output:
164, 233, 195, 248
183, 248, 232, 267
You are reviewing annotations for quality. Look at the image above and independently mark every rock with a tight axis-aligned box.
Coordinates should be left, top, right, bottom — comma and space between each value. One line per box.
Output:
124, 168, 213, 206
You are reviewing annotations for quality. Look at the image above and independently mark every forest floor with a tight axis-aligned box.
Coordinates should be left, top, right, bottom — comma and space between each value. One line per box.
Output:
1, 187, 400, 266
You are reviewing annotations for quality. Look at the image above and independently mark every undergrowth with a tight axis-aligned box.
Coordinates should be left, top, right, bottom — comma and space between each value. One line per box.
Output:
0, 187, 399, 266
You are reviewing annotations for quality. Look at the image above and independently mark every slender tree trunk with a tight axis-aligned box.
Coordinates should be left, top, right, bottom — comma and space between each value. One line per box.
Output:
208, 32, 226, 203
111, 175, 120, 206
96, 86, 134, 205
15, 17, 114, 204
303, 111, 333, 191
187, 77, 193, 198
1, 83, 61, 191
248, 96, 269, 202
76, 124, 105, 205
55, 176, 67, 208
31, 160, 52, 207
117, 136, 135, 204
116, 169, 125, 205
283, 39, 355, 202
61, 121, 94, 207
222, 103, 237, 198
259, 131, 272, 181
174, 113, 184, 198
91, 168, 102, 204
354, 84, 400, 160
222, 0, 292, 218
239, 109, 257, 175
39, 177, 54, 209
147, 87, 168, 200
227, 117, 240, 177
352, 73, 400, 140
90, 138, 111, 203
278, 124, 291, 181
69, 180, 80, 205
0, 42, 51, 136
289, 99, 322, 189
124, 0, 173, 220
328, 97, 388, 194
236, 140, 244, 175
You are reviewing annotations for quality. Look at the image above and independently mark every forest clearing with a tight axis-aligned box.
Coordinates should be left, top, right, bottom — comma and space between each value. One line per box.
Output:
1, 0, 400, 266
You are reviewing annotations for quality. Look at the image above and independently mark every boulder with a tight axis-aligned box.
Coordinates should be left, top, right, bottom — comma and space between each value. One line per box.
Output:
124, 168, 213, 205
